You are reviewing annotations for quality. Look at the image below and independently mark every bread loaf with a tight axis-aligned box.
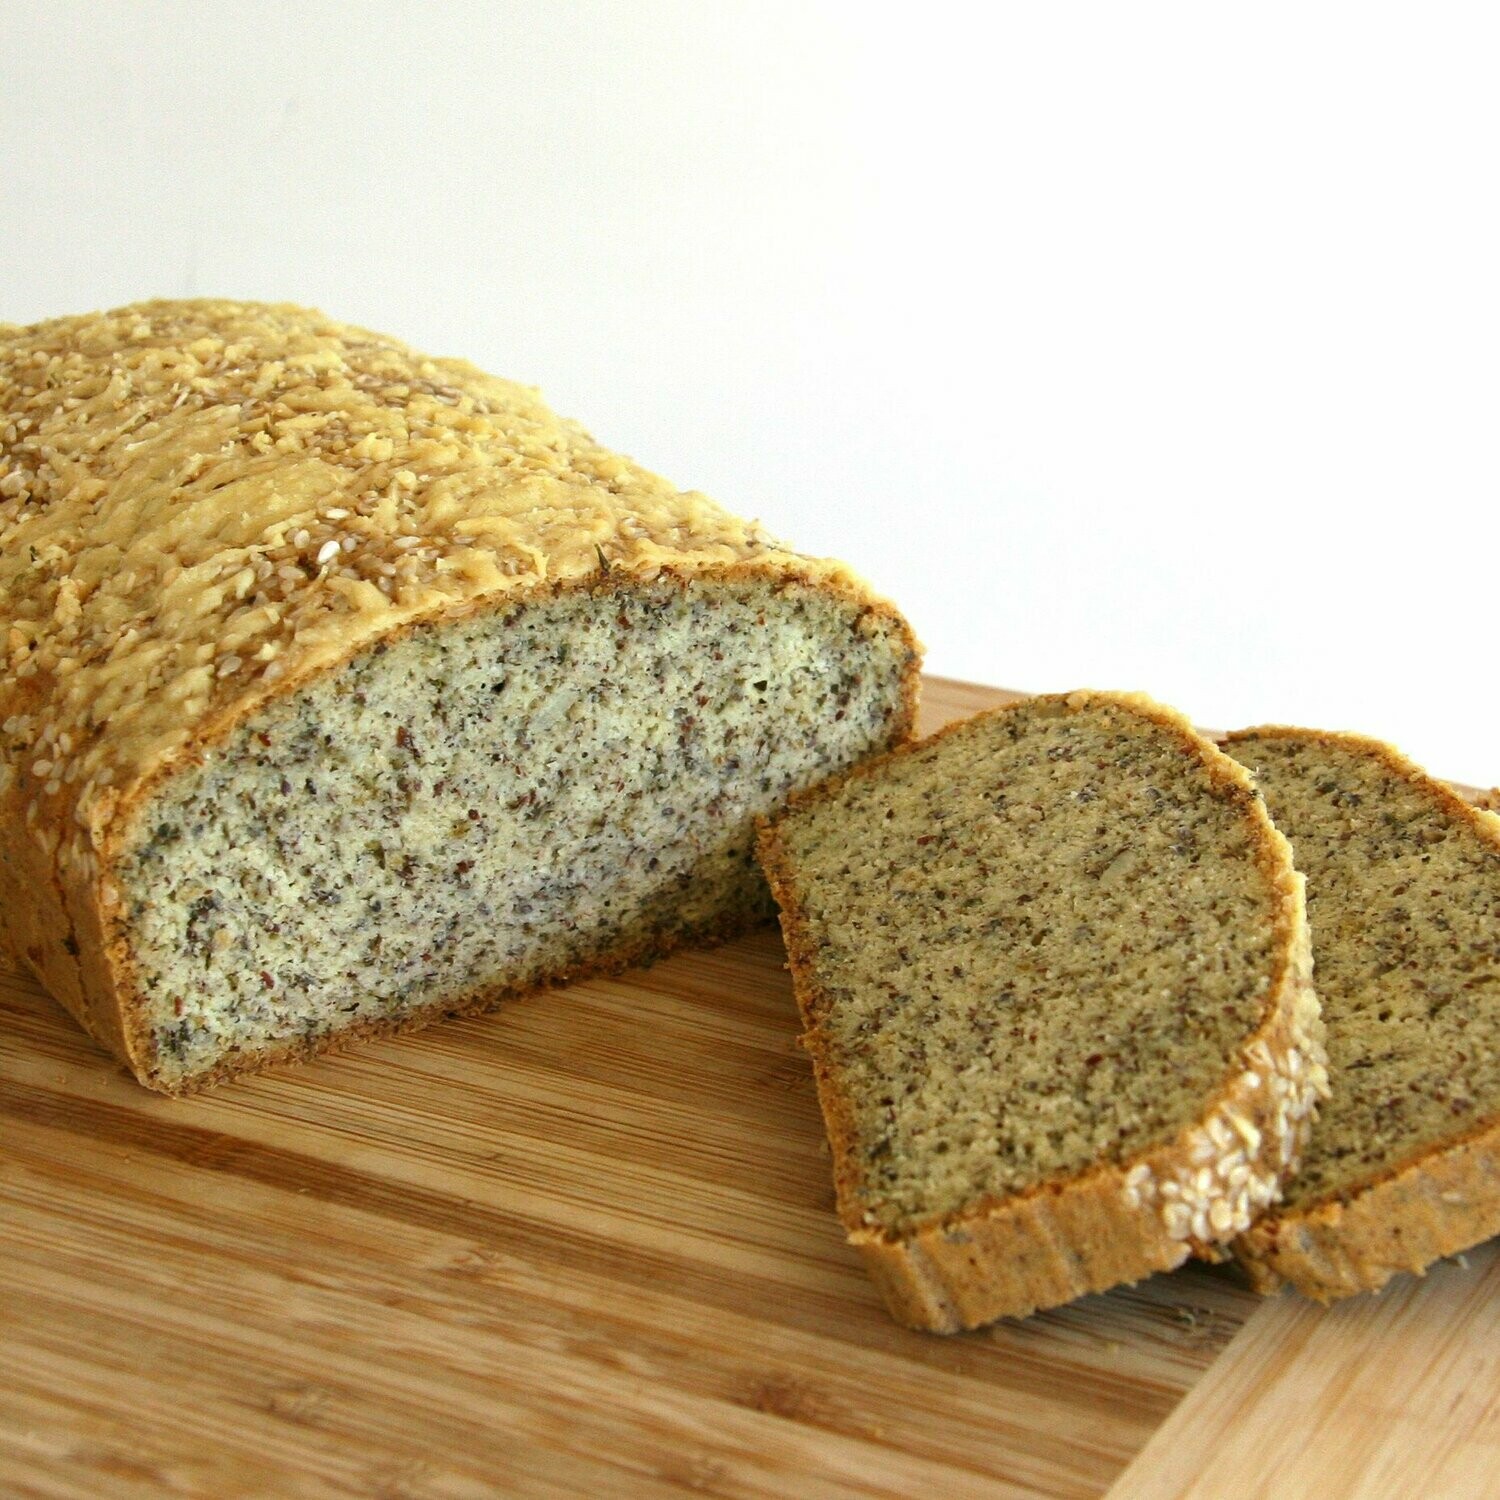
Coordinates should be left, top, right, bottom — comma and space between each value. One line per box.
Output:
0, 300, 920, 1092
1224, 727, 1500, 1298
757, 692, 1327, 1331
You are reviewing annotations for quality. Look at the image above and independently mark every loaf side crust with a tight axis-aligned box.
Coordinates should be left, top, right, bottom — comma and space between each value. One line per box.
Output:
1, 302, 920, 1086
758, 691, 1327, 1331
1226, 725, 1500, 1300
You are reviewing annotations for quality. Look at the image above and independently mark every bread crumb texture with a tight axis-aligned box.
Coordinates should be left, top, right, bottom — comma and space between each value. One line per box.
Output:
0, 300, 878, 859
125, 577, 911, 1087
759, 693, 1325, 1327
1226, 729, 1500, 1297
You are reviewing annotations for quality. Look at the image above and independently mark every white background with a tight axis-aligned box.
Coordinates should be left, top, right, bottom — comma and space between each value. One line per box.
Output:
4, 2, 1497, 781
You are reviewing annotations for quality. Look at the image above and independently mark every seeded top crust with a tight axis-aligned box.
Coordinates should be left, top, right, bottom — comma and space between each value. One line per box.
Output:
1224, 730, 1500, 1215
0, 301, 878, 878
760, 692, 1318, 1243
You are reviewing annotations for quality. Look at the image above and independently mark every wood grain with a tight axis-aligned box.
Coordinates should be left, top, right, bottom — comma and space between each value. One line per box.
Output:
0, 677, 1493, 1499
1106, 1243, 1500, 1500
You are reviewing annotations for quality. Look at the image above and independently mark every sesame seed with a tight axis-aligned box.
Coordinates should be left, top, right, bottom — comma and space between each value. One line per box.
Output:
1162, 1203, 1192, 1239
3, 300, 808, 873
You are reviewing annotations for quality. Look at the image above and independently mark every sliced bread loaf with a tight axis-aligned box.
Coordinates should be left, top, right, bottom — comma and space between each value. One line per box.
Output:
1223, 728, 1500, 1299
757, 692, 1326, 1331
0, 301, 919, 1092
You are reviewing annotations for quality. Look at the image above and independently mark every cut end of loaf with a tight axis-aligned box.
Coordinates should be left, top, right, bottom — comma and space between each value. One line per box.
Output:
107, 572, 918, 1091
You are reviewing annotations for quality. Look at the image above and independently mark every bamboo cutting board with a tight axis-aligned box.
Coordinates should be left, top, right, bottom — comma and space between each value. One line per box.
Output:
1, 677, 1495, 1499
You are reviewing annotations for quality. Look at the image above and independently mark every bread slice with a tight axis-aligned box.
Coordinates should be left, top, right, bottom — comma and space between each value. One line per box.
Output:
0, 300, 920, 1092
757, 692, 1326, 1331
1223, 727, 1500, 1299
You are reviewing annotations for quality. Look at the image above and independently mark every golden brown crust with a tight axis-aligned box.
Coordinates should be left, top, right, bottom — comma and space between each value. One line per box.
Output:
757, 692, 1327, 1331
1226, 724, 1500, 1301
1232, 1116, 1500, 1299
0, 301, 922, 1091
1, 300, 899, 868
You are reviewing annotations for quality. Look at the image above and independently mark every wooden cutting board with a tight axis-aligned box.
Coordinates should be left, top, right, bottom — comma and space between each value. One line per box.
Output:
2, 677, 1495, 1500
